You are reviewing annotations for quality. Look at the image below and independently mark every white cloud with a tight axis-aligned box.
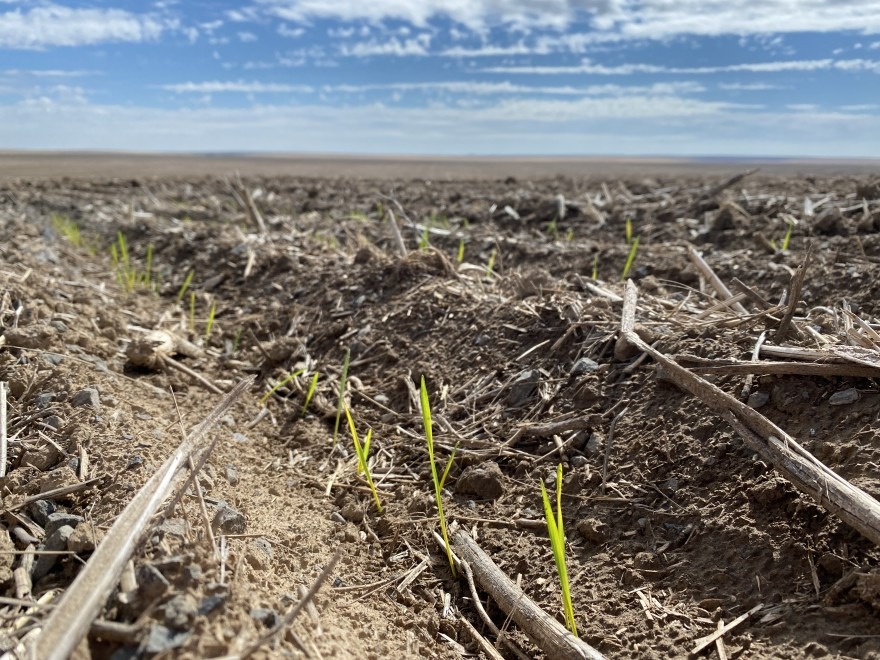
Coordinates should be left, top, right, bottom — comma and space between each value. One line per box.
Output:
326, 80, 705, 96
2, 68, 95, 78
278, 23, 305, 38
160, 81, 314, 93
0, 4, 170, 49
841, 103, 879, 111
238, 31, 258, 42
340, 34, 432, 57
718, 82, 784, 91
482, 57, 880, 75
249, 1, 880, 39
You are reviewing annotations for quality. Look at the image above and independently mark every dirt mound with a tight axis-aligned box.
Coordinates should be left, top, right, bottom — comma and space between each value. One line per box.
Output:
0, 170, 879, 658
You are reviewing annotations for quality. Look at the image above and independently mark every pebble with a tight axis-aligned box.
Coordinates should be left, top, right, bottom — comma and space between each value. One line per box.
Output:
224, 465, 239, 486
455, 462, 505, 500
140, 625, 190, 655
198, 594, 226, 616
67, 523, 100, 553
250, 608, 280, 628
507, 369, 541, 407
71, 388, 101, 410
747, 391, 770, 408
34, 393, 56, 408
829, 388, 860, 406
212, 505, 247, 535
28, 500, 56, 526
137, 564, 171, 599
570, 357, 600, 376
33, 525, 75, 580
44, 512, 83, 537
245, 538, 274, 570
161, 594, 198, 631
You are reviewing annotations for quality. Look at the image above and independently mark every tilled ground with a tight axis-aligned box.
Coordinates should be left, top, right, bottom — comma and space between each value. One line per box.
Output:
1, 168, 880, 659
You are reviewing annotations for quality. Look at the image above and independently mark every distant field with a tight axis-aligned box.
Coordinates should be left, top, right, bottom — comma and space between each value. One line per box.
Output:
0, 150, 878, 180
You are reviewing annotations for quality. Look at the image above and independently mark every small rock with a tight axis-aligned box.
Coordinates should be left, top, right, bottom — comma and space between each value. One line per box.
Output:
43, 353, 64, 366
340, 501, 364, 523
250, 608, 280, 628
44, 415, 64, 430
140, 625, 190, 655
126, 455, 144, 470
584, 432, 603, 455
21, 443, 62, 471
33, 525, 75, 580
455, 462, 505, 500
45, 512, 84, 537
570, 357, 600, 376
224, 465, 239, 486
12, 526, 39, 545
474, 335, 491, 346
67, 523, 101, 553
747, 391, 770, 408
35, 466, 79, 493
71, 388, 101, 411
28, 500, 56, 526
577, 518, 609, 544
161, 594, 198, 631
829, 388, 860, 406
212, 505, 246, 535
137, 564, 171, 599
34, 393, 56, 409
570, 455, 588, 468
507, 369, 541, 407
157, 518, 187, 538
184, 564, 203, 583
198, 594, 226, 616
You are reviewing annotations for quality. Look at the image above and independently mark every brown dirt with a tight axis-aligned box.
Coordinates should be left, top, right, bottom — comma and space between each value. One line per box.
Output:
1, 161, 880, 659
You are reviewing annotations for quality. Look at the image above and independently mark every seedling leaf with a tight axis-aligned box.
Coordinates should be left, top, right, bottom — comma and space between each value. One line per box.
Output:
621, 236, 639, 281
332, 349, 351, 446
540, 464, 578, 636
344, 405, 382, 511
301, 371, 320, 417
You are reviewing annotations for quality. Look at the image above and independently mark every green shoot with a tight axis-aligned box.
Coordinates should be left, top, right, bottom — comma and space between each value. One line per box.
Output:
419, 226, 431, 251
457, 239, 465, 263
260, 368, 304, 406
177, 270, 194, 303
547, 216, 559, 239
625, 217, 633, 245
540, 464, 578, 637
781, 218, 795, 251
565, 227, 574, 242
344, 405, 382, 511
189, 292, 196, 333
142, 244, 153, 287
232, 328, 242, 354
485, 249, 497, 279
204, 300, 217, 341
51, 213, 83, 247
420, 376, 457, 576
301, 371, 320, 417
621, 236, 640, 281
332, 349, 351, 446
592, 254, 598, 280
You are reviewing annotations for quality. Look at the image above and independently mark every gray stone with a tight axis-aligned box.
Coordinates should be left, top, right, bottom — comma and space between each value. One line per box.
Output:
747, 391, 770, 408
224, 465, 239, 486
198, 594, 226, 616
33, 525, 74, 580
140, 625, 190, 655
28, 500, 56, 526
212, 505, 246, 535
157, 518, 187, 538
570, 357, 600, 376
137, 564, 171, 600
250, 608, 280, 628
161, 594, 198, 631
507, 369, 541, 407
245, 538, 274, 570
34, 393, 56, 409
829, 388, 860, 406
71, 388, 100, 410
44, 415, 64, 430
44, 511, 83, 538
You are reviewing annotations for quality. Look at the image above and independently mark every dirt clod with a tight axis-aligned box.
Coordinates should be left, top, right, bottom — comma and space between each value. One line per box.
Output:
455, 462, 505, 500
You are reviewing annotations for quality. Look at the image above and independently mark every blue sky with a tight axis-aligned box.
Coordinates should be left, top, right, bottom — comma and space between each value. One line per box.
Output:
1, 1, 880, 157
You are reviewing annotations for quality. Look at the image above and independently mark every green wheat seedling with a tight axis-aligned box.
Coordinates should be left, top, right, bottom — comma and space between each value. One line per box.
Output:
457, 239, 465, 263
52, 213, 83, 247
625, 217, 634, 245
260, 368, 304, 406
565, 228, 574, 242
332, 349, 351, 446
142, 244, 153, 288
231, 328, 243, 355
420, 376, 458, 576
344, 405, 382, 511
592, 253, 599, 280
546, 215, 559, 239
177, 270, 194, 303
621, 236, 640, 281
781, 218, 795, 251
485, 249, 497, 279
418, 226, 431, 251
301, 371, 320, 417
189, 292, 196, 333
540, 464, 578, 637
204, 301, 217, 342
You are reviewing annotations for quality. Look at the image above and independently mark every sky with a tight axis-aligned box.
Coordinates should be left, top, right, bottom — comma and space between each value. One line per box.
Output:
1, 1, 880, 157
